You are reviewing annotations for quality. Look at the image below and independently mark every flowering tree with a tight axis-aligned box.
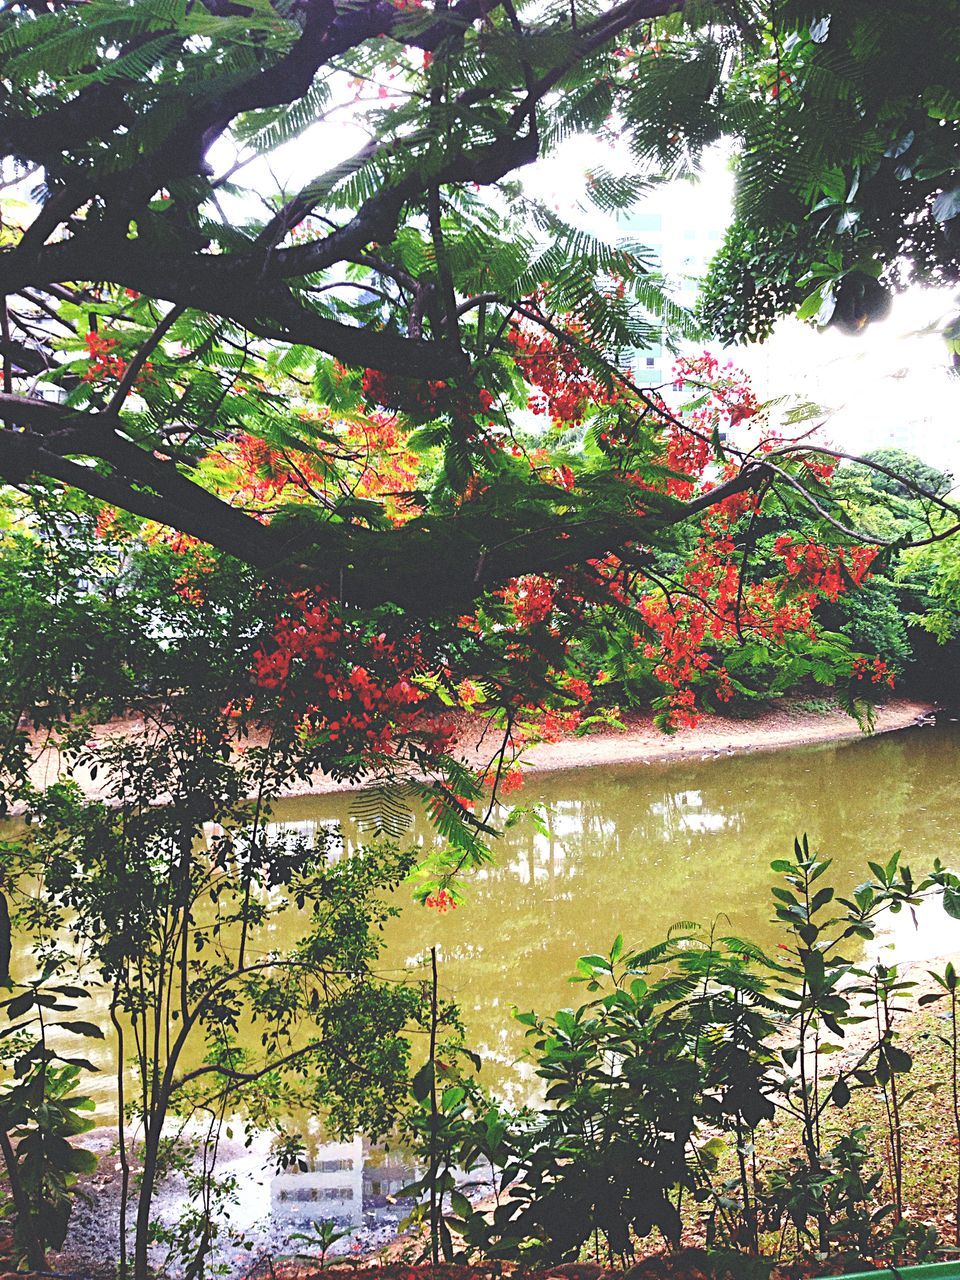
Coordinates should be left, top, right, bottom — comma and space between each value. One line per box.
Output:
0, 9, 958, 1265
0, 0, 957, 567
1, 0, 959, 837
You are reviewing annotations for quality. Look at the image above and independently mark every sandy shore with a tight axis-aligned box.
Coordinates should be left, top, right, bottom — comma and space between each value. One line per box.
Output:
506, 695, 938, 775
25, 696, 938, 803
279, 695, 936, 796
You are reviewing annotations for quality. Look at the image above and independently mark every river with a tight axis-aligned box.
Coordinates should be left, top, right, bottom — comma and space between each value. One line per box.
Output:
333, 717, 960, 1092
47, 719, 960, 1271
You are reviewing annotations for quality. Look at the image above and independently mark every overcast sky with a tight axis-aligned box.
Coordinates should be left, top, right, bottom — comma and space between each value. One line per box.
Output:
527, 134, 960, 483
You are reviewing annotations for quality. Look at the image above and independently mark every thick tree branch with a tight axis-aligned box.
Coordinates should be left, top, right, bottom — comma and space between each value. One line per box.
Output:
2, 83, 132, 168
0, 240, 466, 378
0, 392, 773, 611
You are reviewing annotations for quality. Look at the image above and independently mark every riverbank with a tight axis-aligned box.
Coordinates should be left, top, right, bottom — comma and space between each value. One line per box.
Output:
25, 696, 938, 802
468, 695, 938, 780
277, 694, 937, 796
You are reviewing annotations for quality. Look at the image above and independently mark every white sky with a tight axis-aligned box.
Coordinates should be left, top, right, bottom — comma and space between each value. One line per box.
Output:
527, 133, 960, 482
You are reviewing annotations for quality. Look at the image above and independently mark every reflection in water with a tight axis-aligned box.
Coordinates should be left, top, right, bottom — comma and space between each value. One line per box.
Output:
37, 722, 960, 1263
276, 720, 960, 1108
268, 1136, 413, 1227
272, 1137, 365, 1218
64, 1127, 421, 1272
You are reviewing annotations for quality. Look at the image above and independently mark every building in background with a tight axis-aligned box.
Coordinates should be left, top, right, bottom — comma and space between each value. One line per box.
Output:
619, 166, 732, 389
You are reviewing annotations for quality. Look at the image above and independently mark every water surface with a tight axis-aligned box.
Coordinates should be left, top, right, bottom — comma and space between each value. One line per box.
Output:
48, 720, 960, 1268
275, 719, 960, 1102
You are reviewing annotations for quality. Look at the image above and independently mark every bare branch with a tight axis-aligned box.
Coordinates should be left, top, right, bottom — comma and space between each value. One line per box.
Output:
106, 305, 185, 415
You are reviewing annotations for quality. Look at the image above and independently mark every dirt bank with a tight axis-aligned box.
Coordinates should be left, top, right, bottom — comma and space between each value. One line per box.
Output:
498, 695, 938, 777
25, 696, 937, 802
281, 695, 937, 796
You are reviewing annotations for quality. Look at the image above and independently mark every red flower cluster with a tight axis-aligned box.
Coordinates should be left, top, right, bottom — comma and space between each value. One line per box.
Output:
663, 425, 711, 498
82, 331, 126, 383
852, 655, 896, 687
802, 455, 838, 482
539, 707, 584, 741
591, 356, 888, 727
481, 766, 525, 795
634, 501, 880, 727
662, 686, 701, 731
81, 330, 154, 389
94, 505, 120, 539
424, 888, 457, 913
638, 597, 719, 728
219, 417, 422, 525
456, 678, 483, 708
774, 536, 876, 600
232, 433, 310, 505
253, 593, 454, 761
502, 575, 556, 628
672, 352, 759, 429
564, 676, 592, 703
507, 322, 618, 427
341, 414, 421, 523
667, 353, 761, 482
552, 463, 576, 491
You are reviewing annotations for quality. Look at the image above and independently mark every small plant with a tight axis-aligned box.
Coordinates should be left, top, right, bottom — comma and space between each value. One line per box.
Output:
405, 839, 958, 1269
0, 964, 100, 1270
289, 1218, 352, 1266
763, 1127, 890, 1260
792, 697, 837, 714
921, 959, 960, 1245
854, 962, 915, 1221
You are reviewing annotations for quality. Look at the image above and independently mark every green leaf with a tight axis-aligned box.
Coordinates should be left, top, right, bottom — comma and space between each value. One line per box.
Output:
933, 187, 960, 224
2, 990, 37, 1019
56, 1021, 106, 1039
831, 1078, 851, 1107
885, 1045, 912, 1074
796, 288, 826, 321
411, 1062, 434, 1102
450, 1189, 473, 1219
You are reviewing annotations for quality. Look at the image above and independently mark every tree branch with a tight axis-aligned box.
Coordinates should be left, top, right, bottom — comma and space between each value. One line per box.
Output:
0, 392, 774, 611
0, 240, 467, 378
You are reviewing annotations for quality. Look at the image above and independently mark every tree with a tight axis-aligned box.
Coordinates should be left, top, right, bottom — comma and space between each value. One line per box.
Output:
849, 451, 954, 504
698, 1, 960, 344
0, 527, 433, 1277
0, 0, 957, 613
0, 8, 958, 1267
2, 1, 959, 893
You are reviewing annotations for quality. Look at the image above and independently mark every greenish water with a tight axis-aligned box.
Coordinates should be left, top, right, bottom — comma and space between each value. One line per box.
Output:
33, 720, 960, 1266
276, 717, 960, 1105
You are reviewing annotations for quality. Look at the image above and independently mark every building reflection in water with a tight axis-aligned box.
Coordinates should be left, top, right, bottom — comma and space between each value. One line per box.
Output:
208, 1127, 420, 1250
270, 1136, 415, 1228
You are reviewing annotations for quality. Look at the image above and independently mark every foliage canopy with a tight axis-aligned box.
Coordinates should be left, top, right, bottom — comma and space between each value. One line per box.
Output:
0, 0, 957, 606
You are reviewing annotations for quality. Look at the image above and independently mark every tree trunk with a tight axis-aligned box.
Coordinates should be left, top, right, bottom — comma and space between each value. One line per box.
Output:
0, 1127, 47, 1272
134, 1122, 162, 1280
